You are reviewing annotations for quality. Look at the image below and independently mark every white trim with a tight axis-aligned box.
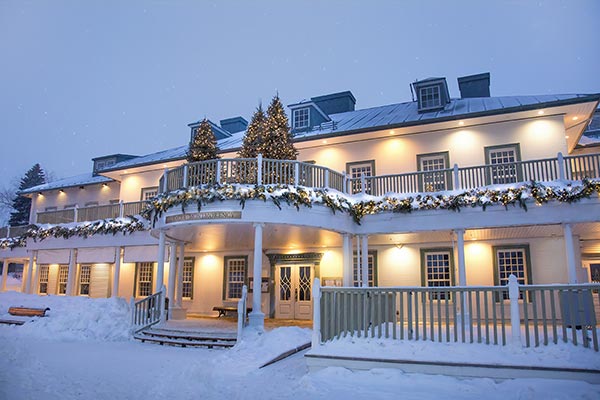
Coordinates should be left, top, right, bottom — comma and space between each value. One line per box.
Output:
293, 108, 310, 129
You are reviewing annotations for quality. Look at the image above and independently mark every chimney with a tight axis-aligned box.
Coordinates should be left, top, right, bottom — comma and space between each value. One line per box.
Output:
457, 73, 490, 98
311, 91, 356, 115
220, 116, 248, 133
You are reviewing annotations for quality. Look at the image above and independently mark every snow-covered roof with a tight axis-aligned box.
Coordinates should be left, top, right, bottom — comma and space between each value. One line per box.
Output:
19, 173, 113, 195
98, 93, 598, 173
578, 108, 600, 147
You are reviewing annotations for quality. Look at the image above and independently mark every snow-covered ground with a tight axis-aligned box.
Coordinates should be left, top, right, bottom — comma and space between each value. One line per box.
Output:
1, 291, 599, 399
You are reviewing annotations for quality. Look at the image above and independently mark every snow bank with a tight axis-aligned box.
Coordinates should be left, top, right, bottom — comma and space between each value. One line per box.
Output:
0, 292, 131, 342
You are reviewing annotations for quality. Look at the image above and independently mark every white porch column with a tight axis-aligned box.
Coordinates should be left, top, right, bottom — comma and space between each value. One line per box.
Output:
361, 235, 369, 287
342, 234, 352, 286
0, 259, 8, 292
167, 242, 177, 304
27, 251, 36, 294
31, 252, 40, 294
563, 223, 578, 283
249, 223, 265, 329
112, 247, 122, 298
176, 244, 185, 307
156, 230, 166, 292
355, 235, 362, 286
66, 249, 77, 296
455, 229, 467, 286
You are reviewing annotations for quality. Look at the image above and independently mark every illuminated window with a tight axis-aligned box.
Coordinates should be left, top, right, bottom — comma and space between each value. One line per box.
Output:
141, 187, 159, 201
352, 251, 377, 287
182, 257, 194, 299
224, 257, 246, 300
79, 265, 91, 296
346, 160, 375, 194
417, 151, 451, 191
58, 265, 69, 295
485, 144, 522, 184
421, 249, 454, 300
493, 245, 531, 300
38, 265, 49, 294
293, 108, 310, 129
136, 262, 154, 297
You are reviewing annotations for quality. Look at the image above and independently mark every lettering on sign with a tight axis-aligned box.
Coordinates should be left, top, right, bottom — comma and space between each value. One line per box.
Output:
165, 211, 242, 224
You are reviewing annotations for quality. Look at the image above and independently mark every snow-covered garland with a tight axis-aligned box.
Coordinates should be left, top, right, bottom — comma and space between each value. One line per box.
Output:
0, 217, 147, 250
142, 179, 600, 225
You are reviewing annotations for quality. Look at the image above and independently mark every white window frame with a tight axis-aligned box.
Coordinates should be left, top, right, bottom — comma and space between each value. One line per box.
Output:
182, 257, 194, 300
346, 160, 375, 194
419, 86, 441, 110
422, 249, 454, 300
418, 152, 450, 192
38, 265, 49, 294
486, 144, 521, 185
293, 108, 310, 129
141, 187, 159, 201
79, 265, 91, 296
57, 265, 69, 295
352, 251, 377, 287
225, 257, 246, 300
136, 262, 154, 298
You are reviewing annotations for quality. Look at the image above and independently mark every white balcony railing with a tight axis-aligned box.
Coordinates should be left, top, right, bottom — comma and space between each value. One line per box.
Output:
160, 152, 600, 196
35, 200, 148, 225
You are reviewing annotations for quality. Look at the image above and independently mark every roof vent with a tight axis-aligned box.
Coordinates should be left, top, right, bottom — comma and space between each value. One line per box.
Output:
457, 73, 490, 98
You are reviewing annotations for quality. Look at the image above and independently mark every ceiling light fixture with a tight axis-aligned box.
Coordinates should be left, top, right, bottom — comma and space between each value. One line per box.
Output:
538, 110, 544, 115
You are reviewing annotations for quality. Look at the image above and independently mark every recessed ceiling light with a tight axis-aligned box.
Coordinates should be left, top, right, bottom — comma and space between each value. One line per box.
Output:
458, 121, 465, 126
565, 136, 570, 139
572, 116, 579, 121
389, 130, 395, 135
538, 110, 544, 115
322, 140, 327, 144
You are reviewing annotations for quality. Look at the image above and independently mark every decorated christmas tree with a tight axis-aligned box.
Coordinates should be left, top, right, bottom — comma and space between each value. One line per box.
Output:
239, 105, 266, 159
9, 164, 46, 226
261, 94, 298, 160
186, 119, 220, 163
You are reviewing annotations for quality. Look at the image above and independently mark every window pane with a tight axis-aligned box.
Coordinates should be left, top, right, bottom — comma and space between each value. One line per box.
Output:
227, 258, 246, 299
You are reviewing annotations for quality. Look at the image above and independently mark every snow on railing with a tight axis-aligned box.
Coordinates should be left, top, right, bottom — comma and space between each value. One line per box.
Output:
35, 201, 147, 225
237, 284, 248, 342
314, 276, 600, 351
131, 285, 165, 333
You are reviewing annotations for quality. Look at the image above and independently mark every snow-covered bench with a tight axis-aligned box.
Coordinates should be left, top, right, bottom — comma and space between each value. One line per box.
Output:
213, 306, 251, 318
0, 307, 50, 325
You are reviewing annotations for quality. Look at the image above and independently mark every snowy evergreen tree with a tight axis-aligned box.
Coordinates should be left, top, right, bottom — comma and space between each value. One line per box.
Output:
261, 95, 298, 160
187, 119, 220, 163
239, 105, 266, 159
9, 164, 46, 226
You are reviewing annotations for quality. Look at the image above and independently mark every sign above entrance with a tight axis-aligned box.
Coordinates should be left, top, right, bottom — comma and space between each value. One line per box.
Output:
165, 211, 242, 224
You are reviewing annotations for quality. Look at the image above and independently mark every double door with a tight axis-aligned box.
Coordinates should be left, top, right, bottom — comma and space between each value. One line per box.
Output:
275, 265, 313, 320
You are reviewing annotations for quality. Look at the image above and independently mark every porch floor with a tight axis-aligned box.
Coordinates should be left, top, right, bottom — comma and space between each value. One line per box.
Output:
162, 315, 312, 333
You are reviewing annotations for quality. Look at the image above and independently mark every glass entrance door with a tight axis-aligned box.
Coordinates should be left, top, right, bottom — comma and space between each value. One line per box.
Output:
276, 265, 313, 320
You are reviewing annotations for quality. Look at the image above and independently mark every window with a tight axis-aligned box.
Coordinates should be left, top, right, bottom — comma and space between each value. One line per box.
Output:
421, 249, 455, 299
419, 86, 441, 110
95, 158, 116, 171
58, 265, 69, 295
346, 160, 375, 194
136, 262, 154, 297
79, 265, 91, 296
182, 257, 195, 299
293, 108, 310, 129
493, 245, 531, 299
38, 265, 49, 294
63, 204, 76, 210
109, 199, 120, 204
45, 206, 57, 212
141, 187, 159, 201
223, 257, 247, 300
485, 144, 522, 185
590, 263, 600, 283
417, 151, 451, 191
352, 251, 377, 287
85, 201, 99, 207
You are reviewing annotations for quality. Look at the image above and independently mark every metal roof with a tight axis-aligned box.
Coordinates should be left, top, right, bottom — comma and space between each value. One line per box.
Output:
20, 173, 113, 195
94, 93, 600, 173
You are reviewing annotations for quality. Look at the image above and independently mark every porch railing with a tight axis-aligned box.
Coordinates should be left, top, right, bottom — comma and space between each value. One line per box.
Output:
35, 201, 147, 225
159, 152, 600, 197
131, 286, 165, 333
237, 285, 248, 342
313, 276, 600, 351
0, 225, 29, 238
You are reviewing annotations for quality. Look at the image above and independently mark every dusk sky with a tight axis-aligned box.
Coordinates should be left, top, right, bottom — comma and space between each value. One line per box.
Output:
1, 0, 599, 192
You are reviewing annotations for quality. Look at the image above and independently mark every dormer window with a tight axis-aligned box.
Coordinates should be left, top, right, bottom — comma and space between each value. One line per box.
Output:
293, 108, 310, 129
419, 86, 441, 110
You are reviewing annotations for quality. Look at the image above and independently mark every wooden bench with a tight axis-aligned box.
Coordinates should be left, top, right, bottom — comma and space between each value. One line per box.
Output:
212, 306, 251, 318
8, 307, 50, 317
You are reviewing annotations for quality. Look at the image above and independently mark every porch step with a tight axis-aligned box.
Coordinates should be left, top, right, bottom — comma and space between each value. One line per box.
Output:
134, 328, 237, 348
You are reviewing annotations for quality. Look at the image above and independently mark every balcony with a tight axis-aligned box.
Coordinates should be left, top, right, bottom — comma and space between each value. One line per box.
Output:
35, 201, 147, 225
0, 225, 30, 239
159, 152, 600, 196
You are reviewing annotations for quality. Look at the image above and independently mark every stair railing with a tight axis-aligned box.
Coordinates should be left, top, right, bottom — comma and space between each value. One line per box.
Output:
131, 285, 166, 333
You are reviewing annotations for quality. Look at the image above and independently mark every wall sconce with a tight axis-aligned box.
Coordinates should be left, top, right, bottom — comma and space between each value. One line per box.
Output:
394, 243, 404, 250
79, 186, 84, 190
59, 189, 65, 193
102, 183, 109, 188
